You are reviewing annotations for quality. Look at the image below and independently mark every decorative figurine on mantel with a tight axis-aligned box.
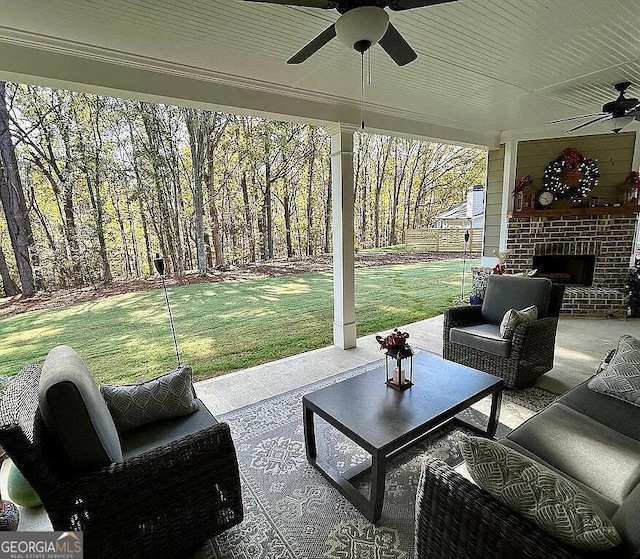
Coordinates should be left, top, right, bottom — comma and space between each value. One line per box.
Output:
375, 328, 414, 390
513, 175, 534, 211
623, 171, 640, 205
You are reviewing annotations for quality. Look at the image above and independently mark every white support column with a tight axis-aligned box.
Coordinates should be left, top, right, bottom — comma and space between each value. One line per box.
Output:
327, 123, 358, 349
500, 139, 519, 251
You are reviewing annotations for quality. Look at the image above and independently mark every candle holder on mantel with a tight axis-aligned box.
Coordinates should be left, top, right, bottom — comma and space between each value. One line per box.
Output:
375, 328, 414, 390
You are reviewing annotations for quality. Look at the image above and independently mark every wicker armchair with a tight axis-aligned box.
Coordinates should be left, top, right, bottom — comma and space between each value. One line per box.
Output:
0, 363, 243, 559
443, 275, 565, 388
415, 458, 622, 559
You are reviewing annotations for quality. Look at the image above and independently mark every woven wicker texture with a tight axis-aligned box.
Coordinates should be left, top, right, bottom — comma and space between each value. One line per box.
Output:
459, 437, 621, 551
443, 284, 565, 388
0, 364, 243, 559
415, 458, 624, 559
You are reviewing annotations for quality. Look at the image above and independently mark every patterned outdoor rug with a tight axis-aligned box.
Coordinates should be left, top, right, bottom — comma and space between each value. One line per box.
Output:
194, 357, 557, 559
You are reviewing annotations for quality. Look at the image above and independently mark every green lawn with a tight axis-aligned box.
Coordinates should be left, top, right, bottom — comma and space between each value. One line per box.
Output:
0, 259, 477, 385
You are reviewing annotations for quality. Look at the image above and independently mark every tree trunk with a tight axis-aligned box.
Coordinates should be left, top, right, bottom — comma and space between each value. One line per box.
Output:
263, 149, 273, 260
184, 109, 208, 276
86, 97, 112, 283
373, 139, 392, 248
305, 134, 316, 256
0, 82, 36, 296
389, 139, 411, 246
0, 244, 18, 296
284, 183, 293, 258
241, 172, 256, 262
204, 145, 225, 268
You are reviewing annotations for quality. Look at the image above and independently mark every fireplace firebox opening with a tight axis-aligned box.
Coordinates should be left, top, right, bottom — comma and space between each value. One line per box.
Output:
532, 255, 596, 286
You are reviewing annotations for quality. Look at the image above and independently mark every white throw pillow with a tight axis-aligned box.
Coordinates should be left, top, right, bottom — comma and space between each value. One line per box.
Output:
499, 305, 538, 339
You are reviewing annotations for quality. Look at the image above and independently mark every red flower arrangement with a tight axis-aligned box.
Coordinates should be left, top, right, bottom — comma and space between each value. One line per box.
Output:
513, 174, 533, 193
626, 171, 640, 185
375, 328, 413, 360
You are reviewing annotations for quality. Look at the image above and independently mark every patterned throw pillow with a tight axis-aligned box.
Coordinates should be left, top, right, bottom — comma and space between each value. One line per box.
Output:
588, 335, 640, 407
459, 436, 621, 551
499, 305, 538, 339
101, 366, 199, 433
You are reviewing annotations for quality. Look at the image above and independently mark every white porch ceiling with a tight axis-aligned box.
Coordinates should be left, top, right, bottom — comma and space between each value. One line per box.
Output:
0, 0, 639, 147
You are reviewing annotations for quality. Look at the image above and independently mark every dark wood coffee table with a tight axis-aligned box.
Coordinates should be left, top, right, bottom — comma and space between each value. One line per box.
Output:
302, 351, 503, 522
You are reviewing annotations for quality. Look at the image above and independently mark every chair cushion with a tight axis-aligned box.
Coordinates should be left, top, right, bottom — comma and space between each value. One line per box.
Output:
482, 275, 552, 324
459, 436, 621, 551
499, 305, 538, 339
101, 366, 199, 433
558, 378, 640, 441
505, 403, 640, 505
612, 483, 640, 557
38, 345, 123, 472
450, 323, 511, 357
588, 336, 640, 407
120, 398, 217, 458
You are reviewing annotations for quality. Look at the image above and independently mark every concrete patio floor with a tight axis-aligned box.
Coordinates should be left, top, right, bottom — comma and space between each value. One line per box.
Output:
197, 314, 638, 415
7, 313, 638, 532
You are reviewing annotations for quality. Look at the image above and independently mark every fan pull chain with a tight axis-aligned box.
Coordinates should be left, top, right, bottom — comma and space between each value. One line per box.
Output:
361, 51, 365, 129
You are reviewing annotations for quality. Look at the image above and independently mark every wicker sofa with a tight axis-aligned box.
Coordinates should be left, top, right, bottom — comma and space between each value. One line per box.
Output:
0, 346, 243, 559
415, 346, 640, 559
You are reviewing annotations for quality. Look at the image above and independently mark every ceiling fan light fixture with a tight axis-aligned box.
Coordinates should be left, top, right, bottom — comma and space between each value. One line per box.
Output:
335, 6, 389, 52
611, 115, 634, 133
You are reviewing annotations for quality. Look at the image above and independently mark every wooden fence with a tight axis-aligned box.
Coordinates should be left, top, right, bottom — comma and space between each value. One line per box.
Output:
405, 228, 483, 253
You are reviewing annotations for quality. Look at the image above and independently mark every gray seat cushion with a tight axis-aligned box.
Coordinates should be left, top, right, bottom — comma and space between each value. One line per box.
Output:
612, 483, 640, 558
450, 323, 511, 357
120, 399, 217, 458
557, 379, 640, 441
482, 275, 552, 324
505, 402, 640, 506
38, 345, 123, 472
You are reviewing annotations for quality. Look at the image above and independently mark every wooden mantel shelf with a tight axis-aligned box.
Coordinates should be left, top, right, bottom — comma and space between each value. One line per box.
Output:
509, 205, 640, 218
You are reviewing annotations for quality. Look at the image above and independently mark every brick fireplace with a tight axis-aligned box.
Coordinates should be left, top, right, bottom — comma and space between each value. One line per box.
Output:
507, 211, 639, 317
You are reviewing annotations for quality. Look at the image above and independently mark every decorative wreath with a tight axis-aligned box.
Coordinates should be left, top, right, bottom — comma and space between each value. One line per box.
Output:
543, 147, 599, 201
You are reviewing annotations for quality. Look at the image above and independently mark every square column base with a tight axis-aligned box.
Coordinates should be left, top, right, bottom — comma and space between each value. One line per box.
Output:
333, 322, 357, 349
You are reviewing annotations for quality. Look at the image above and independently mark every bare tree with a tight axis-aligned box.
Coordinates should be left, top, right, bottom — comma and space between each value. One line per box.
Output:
0, 82, 36, 296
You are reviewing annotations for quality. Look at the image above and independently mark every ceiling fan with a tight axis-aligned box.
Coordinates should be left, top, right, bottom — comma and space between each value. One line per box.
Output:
244, 0, 457, 66
548, 82, 640, 134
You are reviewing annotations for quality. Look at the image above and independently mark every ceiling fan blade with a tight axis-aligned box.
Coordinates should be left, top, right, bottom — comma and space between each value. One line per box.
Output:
287, 24, 337, 64
378, 23, 417, 66
244, 0, 330, 7
389, 0, 457, 10
547, 113, 606, 125
565, 115, 609, 133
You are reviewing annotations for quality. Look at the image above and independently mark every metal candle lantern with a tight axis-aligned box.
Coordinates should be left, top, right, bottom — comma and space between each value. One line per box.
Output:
375, 328, 414, 390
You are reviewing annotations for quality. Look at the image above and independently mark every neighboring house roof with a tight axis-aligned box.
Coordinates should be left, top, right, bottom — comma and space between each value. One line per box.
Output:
434, 202, 484, 221
433, 203, 468, 221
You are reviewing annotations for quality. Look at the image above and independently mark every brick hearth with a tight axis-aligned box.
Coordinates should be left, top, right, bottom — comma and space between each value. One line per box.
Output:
507, 213, 639, 317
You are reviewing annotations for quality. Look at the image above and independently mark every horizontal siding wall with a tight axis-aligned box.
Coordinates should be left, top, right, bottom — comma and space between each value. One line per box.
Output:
516, 132, 636, 202
484, 147, 504, 257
